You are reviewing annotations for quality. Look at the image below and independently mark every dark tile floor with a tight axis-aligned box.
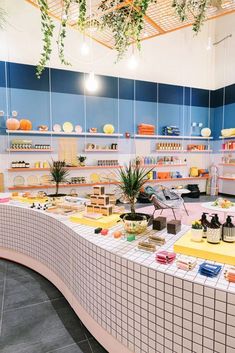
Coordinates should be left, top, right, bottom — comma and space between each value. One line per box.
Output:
0, 260, 107, 353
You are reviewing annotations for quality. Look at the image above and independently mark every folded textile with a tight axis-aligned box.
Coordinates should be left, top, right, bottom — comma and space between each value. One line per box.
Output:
199, 263, 222, 277
224, 267, 235, 282
138, 124, 155, 128
176, 257, 197, 271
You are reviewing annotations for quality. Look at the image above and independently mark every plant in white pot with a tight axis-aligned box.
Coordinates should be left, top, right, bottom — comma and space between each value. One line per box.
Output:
191, 220, 203, 242
116, 163, 153, 234
48, 161, 70, 202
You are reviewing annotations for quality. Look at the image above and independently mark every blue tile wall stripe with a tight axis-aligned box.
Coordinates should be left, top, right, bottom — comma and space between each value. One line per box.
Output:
0, 60, 215, 107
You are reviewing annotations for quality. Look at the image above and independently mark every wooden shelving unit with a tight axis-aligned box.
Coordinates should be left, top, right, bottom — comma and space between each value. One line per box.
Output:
84, 149, 119, 153
6, 149, 54, 152
8, 165, 122, 172
219, 176, 235, 181
142, 164, 187, 168
219, 164, 235, 167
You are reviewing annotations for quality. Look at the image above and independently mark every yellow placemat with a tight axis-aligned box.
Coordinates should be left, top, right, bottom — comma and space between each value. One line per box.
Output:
70, 213, 121, 228
12, 196, 48, 204
174, 230, 235, 266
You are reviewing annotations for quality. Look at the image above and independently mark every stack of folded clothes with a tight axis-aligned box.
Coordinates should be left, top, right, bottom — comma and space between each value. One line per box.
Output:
224, 267, 235, 282
199, 263, 222, 277
138, 124, 155, 135
162, 126, 180, 136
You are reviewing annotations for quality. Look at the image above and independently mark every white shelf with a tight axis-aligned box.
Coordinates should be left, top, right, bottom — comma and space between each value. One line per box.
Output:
219, 150, 235, 153
84, 149, 119, 153
219, 136, 235, 139
134, 134, 213, 140
6, 130, 123, 137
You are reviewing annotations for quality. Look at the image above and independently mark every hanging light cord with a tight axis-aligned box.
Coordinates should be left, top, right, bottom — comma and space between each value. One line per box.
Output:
213, 34, 232, 46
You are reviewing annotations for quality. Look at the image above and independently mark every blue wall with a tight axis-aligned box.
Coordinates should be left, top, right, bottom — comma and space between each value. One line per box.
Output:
0, 61, 232, 137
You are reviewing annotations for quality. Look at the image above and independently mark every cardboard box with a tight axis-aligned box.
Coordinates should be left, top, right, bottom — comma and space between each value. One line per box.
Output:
86, 205, 94, 213
93, 186, 105, 195
94, 205, 102, 214
90, 195, 98, 205
100, 205, 113, 216
97, 196, 110, 206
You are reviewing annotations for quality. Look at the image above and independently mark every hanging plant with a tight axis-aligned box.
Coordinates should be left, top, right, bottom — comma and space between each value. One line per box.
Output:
37, 0, 87, 77
37, 0, 55, 78
0, 6, 6, 29
99, 0, 156, 60
172, 0, 222, 33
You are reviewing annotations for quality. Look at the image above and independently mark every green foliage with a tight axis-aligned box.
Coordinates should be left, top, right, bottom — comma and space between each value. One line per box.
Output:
99, 0, 156, 60
0, 6, 6, 29
192, 220, 203, 229
116, 163, 153, 213
57, 0, 71, 66
49, 160, 70, 195
172, 0, 222, 33
77, 155, 87, 163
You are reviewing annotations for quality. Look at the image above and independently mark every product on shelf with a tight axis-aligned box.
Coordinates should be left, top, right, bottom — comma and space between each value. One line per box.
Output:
152, 216, 166, 230
53, 124, 62, 132
148, 234, 165, 245
89, 128, 97, 133
137, 124, 155, 135
191, 220, 203, 242
134, 155, 185, 166
86, 185, 113, 216
138, 240, 157, 252
156, 142, 183, 151
97, 160, 119, 166
157, 172, 171, 179
70, 177, 86, 184
167, 219, 181, 234
103, 124, 115, 134
222, 215, 235, 243
199, 263, 222, 277
201, 128, 211, 137
176, 257, 197, 270
6, 117, 20, 130
63, 122, 73, 133
224, 268, 235, 282
11, 161, 30, 169
156, 250, 176, 264
38, 125, 49, 131
86, 143, 118, 151
206, 214, 221, 244
187, 144, 209, 151
190, 167, 199, 177
221, 155, 235, 164
162, 125, 180, 136
200, 212, 210, 238
212, 197, 234, 209
221, 128, 235, 138
222, 141, 235, 150
19, 119, 32, 131
10, 140, 51, 150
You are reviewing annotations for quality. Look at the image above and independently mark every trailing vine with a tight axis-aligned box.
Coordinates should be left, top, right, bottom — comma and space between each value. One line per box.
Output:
99, 0, 156, 60
0, 6, 6, 29
172, 0, 222, 33
37, 0, 55, 78
57, 0, 71, 66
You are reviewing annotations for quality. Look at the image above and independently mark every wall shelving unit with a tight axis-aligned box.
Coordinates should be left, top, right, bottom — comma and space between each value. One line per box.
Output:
134, 134, 213, 140
6, 130, 123, 137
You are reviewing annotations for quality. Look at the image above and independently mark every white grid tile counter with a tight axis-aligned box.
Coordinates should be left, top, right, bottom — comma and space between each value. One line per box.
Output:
0, 202, 235, 353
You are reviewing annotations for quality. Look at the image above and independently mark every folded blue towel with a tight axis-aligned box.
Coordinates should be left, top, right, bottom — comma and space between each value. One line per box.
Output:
199, 263, 222, 277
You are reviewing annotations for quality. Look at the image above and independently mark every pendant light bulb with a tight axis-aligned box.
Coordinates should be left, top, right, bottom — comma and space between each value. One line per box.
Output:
85, 72, 98, 92
206, 37, 213, 51
128, 54, 139, 70
80, 42, 90, 56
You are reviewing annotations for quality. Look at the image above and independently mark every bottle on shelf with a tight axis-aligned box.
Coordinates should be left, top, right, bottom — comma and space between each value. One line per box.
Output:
207, 215, 221, 244
200, 212, 210, 238
222, 215, 235, 243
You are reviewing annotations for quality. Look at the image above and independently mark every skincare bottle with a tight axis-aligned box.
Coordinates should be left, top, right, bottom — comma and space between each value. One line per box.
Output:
207, 215, 221, 244
222, 215, 235, 243
200, 212, 210, 238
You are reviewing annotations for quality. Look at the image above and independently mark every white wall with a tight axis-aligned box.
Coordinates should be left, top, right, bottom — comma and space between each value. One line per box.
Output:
0, 0, 217, 89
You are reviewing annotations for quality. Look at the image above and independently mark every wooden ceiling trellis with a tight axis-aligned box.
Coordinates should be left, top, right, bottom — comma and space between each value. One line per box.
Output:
26, 0, 235, 49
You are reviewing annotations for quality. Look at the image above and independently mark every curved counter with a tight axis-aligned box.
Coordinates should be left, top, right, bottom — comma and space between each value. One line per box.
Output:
0, 202, 235, 353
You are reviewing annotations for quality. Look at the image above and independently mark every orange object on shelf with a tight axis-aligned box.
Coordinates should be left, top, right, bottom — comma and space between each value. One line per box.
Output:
158, 172, 171, 179
137, 123, 155, 135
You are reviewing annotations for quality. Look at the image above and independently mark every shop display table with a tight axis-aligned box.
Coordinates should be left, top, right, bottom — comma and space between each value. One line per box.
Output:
172, 188, 191, 196
202, 201, 235, 220
0, 199, 235, 353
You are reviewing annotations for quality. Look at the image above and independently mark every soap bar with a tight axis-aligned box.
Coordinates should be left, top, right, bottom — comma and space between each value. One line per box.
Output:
101, 229, 108, 235
127, 234, 136, 242
156, 250, 176, 264
148, 234, 165, 245
152, 217, 167, 231
113, 231, 122, 239
176, 257, 197, 271
224, 267, 235, 282
138, 241, 156, 252
95, 227, 102, 234
199, 262, 222, 277
167, 220, 181, 234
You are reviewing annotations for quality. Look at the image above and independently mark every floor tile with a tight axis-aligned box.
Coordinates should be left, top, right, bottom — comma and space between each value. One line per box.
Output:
48, 341, 92, 353
88, 338, 108, 353
0, 260, 7, 281
0, 298, 89, 353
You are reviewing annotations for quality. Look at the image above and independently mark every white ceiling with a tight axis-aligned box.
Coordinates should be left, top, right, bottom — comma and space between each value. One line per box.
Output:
0, 0, 234, 89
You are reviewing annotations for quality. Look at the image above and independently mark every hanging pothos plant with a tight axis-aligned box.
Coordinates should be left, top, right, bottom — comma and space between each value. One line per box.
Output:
172, 0, 222, 33
99, 0, 156, 60
37, 0, 87, 78
36, 0, 222, 77
0, 6, 6, 29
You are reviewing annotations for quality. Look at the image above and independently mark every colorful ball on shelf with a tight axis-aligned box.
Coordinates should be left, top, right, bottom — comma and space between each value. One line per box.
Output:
19, 119, 32, 131
103, 124, 115, 134
6, 118, 20, 130
201, 128, 211, 137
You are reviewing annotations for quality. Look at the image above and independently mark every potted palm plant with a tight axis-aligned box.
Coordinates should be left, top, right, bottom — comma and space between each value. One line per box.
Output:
116, 163, 153, 234
48, 161, 70, 202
